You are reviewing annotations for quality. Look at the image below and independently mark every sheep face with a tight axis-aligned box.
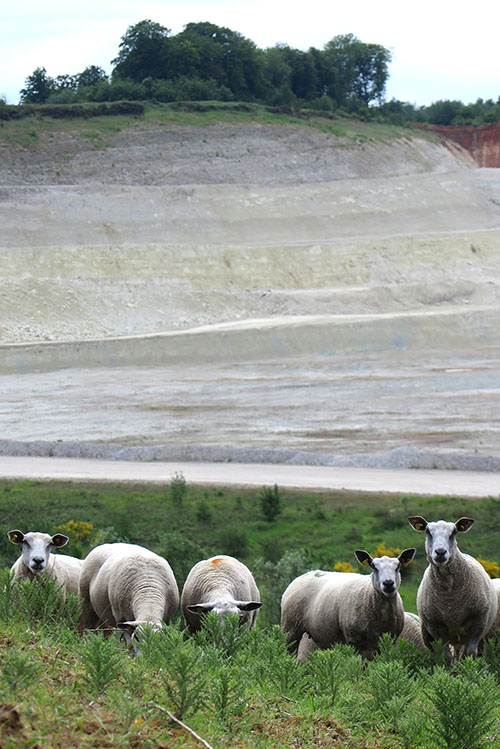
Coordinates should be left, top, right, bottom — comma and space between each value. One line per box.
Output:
186, 598, 262, 624
355, 548, 416, 597
408, 516, 474, 567
8, 530, 69, 574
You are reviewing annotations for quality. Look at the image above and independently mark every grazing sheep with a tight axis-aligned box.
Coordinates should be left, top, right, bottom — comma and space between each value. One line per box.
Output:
281, 547, 416, 660
408, 516, 498, 659
8, 529, 83, 600
79, 543, 179, 635
398, 612, 426, 651
181, 555, 262, 633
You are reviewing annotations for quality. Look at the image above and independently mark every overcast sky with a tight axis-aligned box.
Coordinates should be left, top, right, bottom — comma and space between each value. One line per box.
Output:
2, 0, 499, 106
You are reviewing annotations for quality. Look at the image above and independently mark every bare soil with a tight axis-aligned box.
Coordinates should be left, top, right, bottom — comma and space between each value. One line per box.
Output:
1, 116, 500, 474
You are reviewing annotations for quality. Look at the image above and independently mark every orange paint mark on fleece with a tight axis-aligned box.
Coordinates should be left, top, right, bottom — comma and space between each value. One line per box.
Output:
211, 558, 223, 565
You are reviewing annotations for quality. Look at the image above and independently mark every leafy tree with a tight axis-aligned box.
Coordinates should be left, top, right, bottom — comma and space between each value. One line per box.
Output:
20, 66, 54, 103
322, 34, 358, 105
282, 47, 320, 101
351, 42, 391, 105
322, 34, 390, 106
425, 99, 463, 125
179, 22, 266, 100
112, 19, 171, 80
77, 65, 108, 89
161, 37, 200, 80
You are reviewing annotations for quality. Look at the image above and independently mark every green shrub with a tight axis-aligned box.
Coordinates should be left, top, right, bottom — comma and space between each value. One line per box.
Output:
155, 529, 208, 588
425, 662, 499, 749
253, 548, 311, 627
0, 568, 14, 622
217, 527, 248, 557
259, 483, 282, 522
169, 471, 187, 507
0, 648, 42, 696
160, 627, 207, 719
80, 632, 126, 695
15, 576, 81, 631
195, 610, 252, 658
306, 644, 362, 705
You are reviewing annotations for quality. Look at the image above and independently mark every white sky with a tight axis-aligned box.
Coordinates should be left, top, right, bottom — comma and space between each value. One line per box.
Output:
1, 0, 499, 107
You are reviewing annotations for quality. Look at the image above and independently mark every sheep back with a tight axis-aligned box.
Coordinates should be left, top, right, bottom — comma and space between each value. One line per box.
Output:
80, 543, 179, 630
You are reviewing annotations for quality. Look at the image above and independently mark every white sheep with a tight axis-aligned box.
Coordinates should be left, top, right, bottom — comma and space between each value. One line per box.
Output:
8, 529, 83, 600
181, 554, 262, 634
78, 542, 179, 635
398, 612, 426, 651
481, 578, 500, 646
408, 516, 498, 659
281, 547, 416, 660
297, 611, 425, 661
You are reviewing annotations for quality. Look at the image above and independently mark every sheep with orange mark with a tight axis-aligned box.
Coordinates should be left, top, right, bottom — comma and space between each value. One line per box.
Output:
181, 555, 262, 633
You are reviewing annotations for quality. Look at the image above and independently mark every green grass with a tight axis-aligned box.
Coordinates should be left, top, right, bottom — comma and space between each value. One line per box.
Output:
2, 583, 500, 747
2, 479, 500, 746
1, 479, 499, 615
0, 100, 435, 151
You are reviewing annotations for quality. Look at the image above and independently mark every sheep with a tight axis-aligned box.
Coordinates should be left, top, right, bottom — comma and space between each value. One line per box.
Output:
7, 529, 83, 600
78, 543, 179, 637
181, 554, 262, 634
408, 516, 498, 659
297, 611, 425, 661
281, 547, 416, 660
483, 578, 500, 643
398, 612, 426, 651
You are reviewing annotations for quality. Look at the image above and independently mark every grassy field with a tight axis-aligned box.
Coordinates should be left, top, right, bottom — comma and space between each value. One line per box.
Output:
1, 478, 499, 616
2, 479, 500, 747
0, 100, 431, 151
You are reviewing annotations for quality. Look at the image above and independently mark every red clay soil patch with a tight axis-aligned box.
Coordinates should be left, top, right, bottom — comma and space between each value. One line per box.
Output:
417, 122, 500, 167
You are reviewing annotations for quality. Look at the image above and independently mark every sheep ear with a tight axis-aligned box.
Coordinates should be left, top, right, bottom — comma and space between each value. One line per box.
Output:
399, 548, 416, 566
236, 601, 263, 611
119, 621, 138, 634
455, 518, 474, 533
408, 516, 427, 531
186, 603, 214, 615
8, 530, 24, 544
51, 534, 69, 548
355, 550, 373, 567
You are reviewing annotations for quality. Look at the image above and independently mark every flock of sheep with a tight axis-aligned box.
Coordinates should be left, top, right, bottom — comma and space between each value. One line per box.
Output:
7, 514, 500, 662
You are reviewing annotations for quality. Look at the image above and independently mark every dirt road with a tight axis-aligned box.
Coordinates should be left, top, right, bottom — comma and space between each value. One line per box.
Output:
0, 456, 498, 497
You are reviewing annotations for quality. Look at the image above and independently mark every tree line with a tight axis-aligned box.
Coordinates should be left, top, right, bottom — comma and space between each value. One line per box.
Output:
12, 19, 500, 126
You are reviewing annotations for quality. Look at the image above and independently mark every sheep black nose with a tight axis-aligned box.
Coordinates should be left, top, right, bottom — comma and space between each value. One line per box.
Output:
382, 580, 395, 592
32, 557, 44, 568
434, 548, 447, 560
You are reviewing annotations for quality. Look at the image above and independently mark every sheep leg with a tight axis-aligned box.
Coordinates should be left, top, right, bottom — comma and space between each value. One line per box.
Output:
297, 633, 319, 662
282, 623, 305, 654
465, 637, 480, 659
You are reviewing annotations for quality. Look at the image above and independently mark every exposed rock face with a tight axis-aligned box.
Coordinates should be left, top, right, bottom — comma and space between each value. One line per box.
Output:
418, 123, 500, 167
